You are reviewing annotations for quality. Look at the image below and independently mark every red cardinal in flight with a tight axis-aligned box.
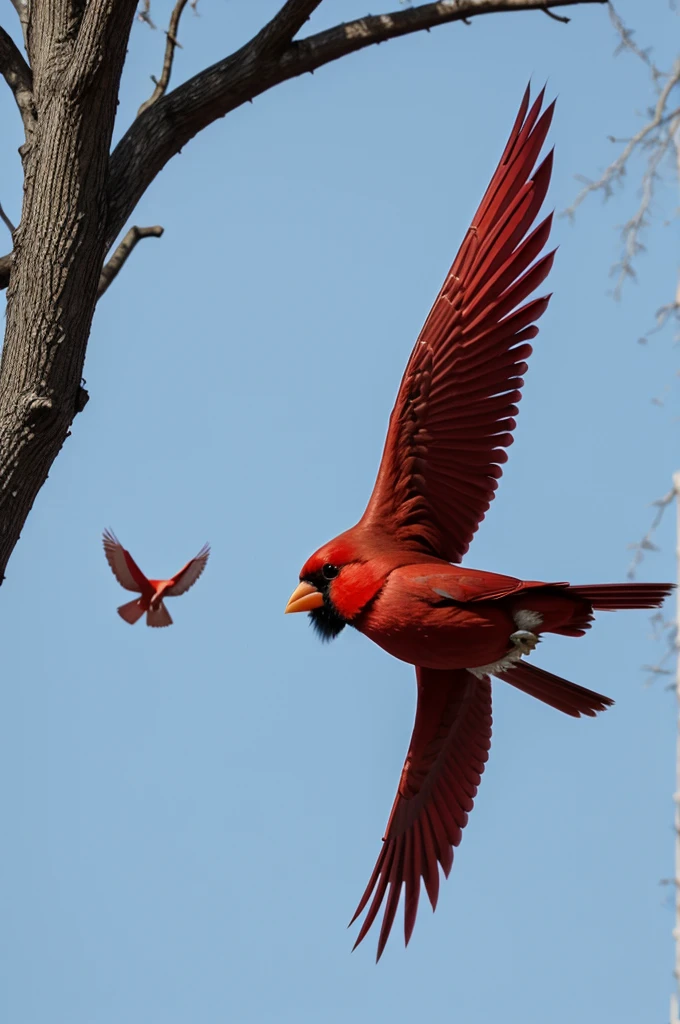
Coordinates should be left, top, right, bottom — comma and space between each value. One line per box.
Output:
103, 529, 210, 627
285, 87, 672, 960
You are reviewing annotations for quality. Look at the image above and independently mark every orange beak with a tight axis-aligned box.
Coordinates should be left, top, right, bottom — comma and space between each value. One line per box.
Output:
285, 580, 325, 614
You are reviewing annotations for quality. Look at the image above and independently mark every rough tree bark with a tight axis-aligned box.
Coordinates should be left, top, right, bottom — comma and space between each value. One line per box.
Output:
0, 0, 606, 582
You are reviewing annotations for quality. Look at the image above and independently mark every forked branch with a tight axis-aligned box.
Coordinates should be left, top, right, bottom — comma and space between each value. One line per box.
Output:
562, 6, 680, 329
253, 0, 324, 54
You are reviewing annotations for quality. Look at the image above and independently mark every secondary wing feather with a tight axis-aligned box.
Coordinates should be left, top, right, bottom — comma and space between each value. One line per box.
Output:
360, 86, 555, 563
350, 667, 492, 960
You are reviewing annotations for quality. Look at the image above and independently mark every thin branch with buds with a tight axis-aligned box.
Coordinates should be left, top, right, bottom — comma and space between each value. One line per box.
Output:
563, 59, 680, 297
627, 486, 676, 579
562, 6, 680, 336
608, 3, 664, 82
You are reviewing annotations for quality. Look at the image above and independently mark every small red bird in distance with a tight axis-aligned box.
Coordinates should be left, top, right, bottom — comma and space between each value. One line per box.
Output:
285, 86, 673, 960
103, 529, 210, 627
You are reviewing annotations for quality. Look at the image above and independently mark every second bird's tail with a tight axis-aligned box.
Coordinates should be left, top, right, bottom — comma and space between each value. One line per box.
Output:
117, 599, 146, 625
147, 601, 173, 628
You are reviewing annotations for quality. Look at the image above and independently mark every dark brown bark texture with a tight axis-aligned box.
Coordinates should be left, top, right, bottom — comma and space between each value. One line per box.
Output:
0, 0, 137, 575
0, 0, 606, 583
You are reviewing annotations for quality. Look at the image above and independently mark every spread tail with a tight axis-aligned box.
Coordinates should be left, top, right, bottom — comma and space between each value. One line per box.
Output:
494, 661, 613, 718
117, 598, 146, 625
146, 601, 173, 628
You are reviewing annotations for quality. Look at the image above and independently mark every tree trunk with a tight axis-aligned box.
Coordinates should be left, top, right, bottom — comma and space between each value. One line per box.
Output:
0, 1, 137, 573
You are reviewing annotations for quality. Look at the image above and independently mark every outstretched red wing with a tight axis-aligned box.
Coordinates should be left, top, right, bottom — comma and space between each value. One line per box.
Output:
165, 543, 210, 597
102, 529, 150, 593
360, 86, 555, 563
350, 668, 492, 960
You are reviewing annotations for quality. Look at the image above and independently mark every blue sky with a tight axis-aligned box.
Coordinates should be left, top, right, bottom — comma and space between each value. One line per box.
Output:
0, 2, 679, 1021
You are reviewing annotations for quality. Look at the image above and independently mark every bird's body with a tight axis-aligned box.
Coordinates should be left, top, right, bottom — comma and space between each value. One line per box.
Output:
102, 529, 210, 627
285, 86, 673, 959
360, 561, 582, 671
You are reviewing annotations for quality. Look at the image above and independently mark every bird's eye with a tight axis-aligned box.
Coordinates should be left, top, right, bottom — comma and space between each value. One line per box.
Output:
322, 563, 339, 580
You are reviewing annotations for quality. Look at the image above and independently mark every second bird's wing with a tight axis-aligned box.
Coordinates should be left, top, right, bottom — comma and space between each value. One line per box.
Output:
102, 529, 149, 593
350, 667, 492, 960
360, 86, 555, 564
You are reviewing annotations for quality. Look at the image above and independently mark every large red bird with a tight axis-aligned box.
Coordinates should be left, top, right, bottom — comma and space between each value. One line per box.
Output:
285, 88, 672, 959
103, 529, 210, 627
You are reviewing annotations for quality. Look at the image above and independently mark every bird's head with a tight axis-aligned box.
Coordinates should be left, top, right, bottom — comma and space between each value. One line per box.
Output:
285, 530, 387, 642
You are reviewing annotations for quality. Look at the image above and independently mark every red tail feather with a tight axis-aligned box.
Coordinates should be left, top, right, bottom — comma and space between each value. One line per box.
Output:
495, 661, 613, 718
117, 599, 146, 625
568, 582, 673, 610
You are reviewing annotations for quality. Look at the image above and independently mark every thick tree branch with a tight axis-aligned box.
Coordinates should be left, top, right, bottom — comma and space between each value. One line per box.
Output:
97, 225, 164, 297
0, 25, 35, 137
105, 0, 606, 252
69, 0, 140, 93
137, 0, 323, 119
137, 0, 191, 116
253, 1, 324, 55
0, 0, 141, 582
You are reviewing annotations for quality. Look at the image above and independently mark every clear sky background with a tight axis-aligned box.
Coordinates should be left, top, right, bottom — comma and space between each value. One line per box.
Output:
0, 2, 678, 1022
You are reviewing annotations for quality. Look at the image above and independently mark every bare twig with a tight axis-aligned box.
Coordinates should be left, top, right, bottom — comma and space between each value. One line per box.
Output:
542, 7, 570, 21
628, 483, 678, 688
642, 631, 677, 688
608, 2, 664, 85
138, 0, 156, 29
105, 0, 607, 255
137, 0, 191, 116
608, 121, 674, 299
0, 202, 16, 235
563, 8, 680, 326
97, 224, 164, 298
563, 67, 680, 226
627, 486, 676, 579
0, 25, 34, 137
669, 473, 680, 1024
